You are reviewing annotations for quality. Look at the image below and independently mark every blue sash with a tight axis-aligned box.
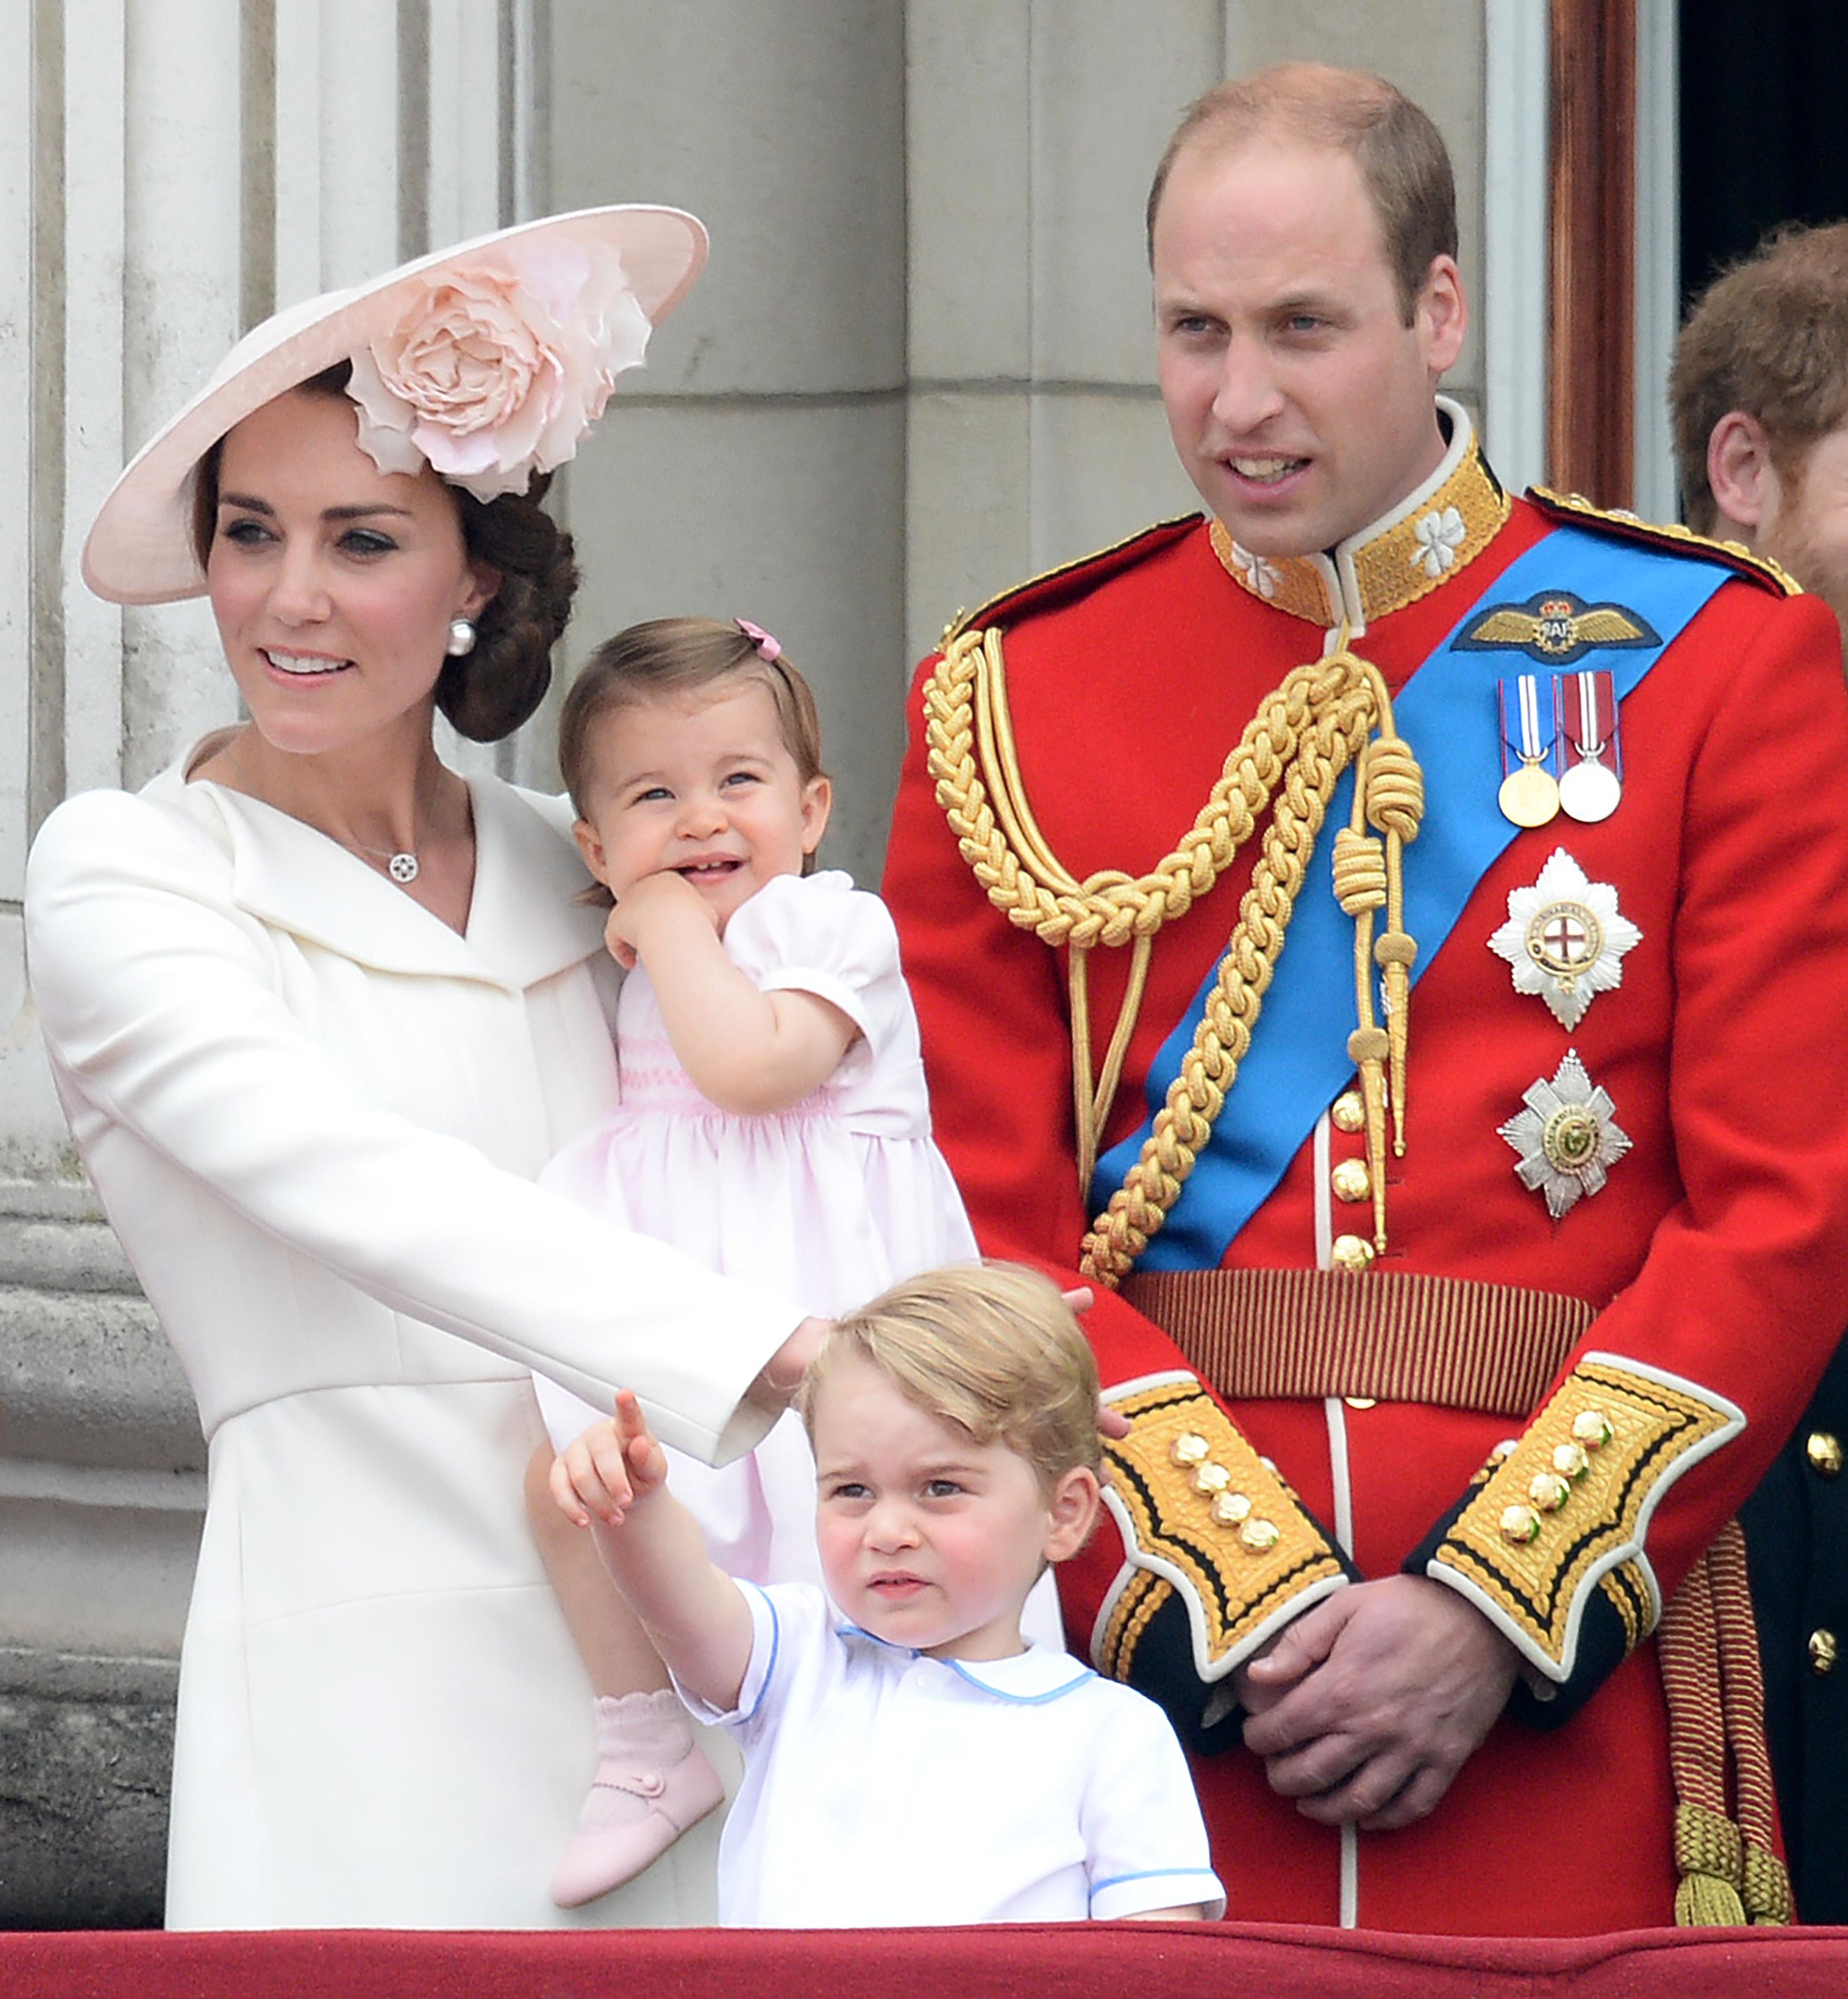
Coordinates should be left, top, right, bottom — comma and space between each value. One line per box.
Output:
1091, 524, 1731, 1269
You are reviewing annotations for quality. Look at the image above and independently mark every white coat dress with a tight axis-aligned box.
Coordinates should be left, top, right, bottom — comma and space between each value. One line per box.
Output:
23, 758, 799, 1930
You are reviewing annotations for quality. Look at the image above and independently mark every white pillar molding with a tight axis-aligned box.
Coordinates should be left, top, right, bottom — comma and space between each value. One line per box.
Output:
1481, 0, 1550, 498
274, 1, 401, 304
1632, 0, 1680, 524
0, 2, 35, 904
119, 0, 246, 791
425, 0, 508, 253
508, 0, 547, 223
60, 0, 129, 804
272, 0, 328, 307
423, 0, 531, 781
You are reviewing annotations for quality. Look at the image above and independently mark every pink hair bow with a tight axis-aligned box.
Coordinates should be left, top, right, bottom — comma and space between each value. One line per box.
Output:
735, 617, 783, 663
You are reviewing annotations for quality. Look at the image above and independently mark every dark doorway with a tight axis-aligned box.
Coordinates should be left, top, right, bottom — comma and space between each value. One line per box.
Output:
1679, 1, 1848, 312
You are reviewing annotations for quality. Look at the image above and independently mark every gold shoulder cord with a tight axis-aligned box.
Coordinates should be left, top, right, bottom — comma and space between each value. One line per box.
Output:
1531, 487, 1804, 596
924, 625, 1423, 1287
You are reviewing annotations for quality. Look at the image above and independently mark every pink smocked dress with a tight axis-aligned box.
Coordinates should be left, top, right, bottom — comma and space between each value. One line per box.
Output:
534, 870, 979, 1585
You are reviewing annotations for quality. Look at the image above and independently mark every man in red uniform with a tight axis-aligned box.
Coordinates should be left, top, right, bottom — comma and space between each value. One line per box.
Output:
883, 63, 1848, 1933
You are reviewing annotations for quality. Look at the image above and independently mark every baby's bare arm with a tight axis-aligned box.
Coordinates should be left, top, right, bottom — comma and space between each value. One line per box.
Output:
613, 875, 858, 1114
552, 1390, 756, 1710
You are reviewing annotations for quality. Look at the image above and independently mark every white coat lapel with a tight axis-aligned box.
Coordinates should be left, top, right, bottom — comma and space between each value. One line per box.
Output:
189, 772, 604, 988
463, 776, 610, 987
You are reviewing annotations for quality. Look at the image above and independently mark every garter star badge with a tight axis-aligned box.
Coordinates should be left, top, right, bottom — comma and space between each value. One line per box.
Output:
1489, 848, 1641, 1029
1499, 1050, 1632, 1219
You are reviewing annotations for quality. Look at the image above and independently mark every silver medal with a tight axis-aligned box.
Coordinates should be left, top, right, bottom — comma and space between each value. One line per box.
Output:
1558, 756, 1622, 823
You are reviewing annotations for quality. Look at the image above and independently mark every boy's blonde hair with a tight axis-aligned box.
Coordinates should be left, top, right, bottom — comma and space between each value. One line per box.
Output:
796, 1262, 1102, 1492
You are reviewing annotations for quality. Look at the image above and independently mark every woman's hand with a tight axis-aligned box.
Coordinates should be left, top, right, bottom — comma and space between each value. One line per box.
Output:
603, 871, 720, 970
549, 1389, 670, 1528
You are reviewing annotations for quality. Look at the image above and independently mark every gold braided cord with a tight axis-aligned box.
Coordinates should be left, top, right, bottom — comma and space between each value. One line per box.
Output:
1368, 734, 1423, 1155
1659, 1531, 1793, 1926
1084, 935, 1154, 1196
938, 622, 1287, 946
1708, 1523, 1791, 1923
1066, 940, 1154, 1195
930, 626, 1332, 1181
925, 625, 1422, 1288
1078, 647, 1412, 1287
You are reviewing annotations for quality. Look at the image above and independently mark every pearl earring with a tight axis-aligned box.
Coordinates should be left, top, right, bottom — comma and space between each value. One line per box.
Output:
446, 617, 477, 658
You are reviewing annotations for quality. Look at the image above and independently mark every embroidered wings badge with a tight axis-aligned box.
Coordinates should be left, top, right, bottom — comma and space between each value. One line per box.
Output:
1456, 591, 1661, 666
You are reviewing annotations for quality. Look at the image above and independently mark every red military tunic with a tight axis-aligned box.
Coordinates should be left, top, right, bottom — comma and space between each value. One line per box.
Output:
882, 407, 1848, 1934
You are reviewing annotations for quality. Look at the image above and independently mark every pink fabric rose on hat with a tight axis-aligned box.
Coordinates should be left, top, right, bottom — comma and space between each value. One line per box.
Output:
345, 241, 652, 501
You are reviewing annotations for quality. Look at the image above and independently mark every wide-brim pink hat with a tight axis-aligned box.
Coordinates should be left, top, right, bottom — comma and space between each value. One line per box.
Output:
83, 203, 708, 606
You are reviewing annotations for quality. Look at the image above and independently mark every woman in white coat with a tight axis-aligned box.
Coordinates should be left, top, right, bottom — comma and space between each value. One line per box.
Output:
25, 209, 820, 1930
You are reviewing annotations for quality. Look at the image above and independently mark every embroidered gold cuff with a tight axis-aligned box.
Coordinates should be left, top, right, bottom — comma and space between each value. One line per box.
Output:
1426, 1353, 1743, 1680
1094, 1373, 1348, 1682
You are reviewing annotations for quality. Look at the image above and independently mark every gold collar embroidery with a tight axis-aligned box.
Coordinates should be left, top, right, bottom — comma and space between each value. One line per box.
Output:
1208, 397, 1511, 630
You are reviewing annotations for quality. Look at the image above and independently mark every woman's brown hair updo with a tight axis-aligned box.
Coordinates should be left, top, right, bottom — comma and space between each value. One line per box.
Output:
188, 362, 580, 744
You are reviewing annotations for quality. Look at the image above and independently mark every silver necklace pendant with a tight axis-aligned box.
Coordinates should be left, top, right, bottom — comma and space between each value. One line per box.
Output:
387, 852, 420, 884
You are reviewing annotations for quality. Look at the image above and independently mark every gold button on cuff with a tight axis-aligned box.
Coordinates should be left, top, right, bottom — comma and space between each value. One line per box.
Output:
1331, 1090, 1366, 1134
1810, 1629, 1839, 1676
1343, 1395, 1378, 1412
1211, 1491, 1253, 1526
1170, 1433, 1210, 1467
1331, 1158, 1372, 1203
1551, 1441, 1591, 1482
1192, 1461, 1232, 1495
1501, 1504, 1542, 1545
1807, 1431, 1845, 1479
1571, 1410, 1613, 1450
1240, 1518, 1282, 1553
1529, 1471, 1571, 1512
1330, 1233, 1376, 1273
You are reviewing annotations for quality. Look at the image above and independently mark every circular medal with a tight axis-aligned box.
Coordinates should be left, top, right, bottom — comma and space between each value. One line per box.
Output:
1558, 756, 1622, 824
1497, 760, 1561, 829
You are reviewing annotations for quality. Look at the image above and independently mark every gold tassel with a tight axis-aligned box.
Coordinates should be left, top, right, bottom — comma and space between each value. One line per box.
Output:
1674, 1804, 1747, 1926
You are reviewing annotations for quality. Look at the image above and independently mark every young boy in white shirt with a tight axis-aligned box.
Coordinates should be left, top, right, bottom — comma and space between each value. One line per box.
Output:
551, 1261, 1224, 1926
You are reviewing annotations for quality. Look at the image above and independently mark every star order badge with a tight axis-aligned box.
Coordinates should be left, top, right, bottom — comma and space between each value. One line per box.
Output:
1489, 848, 1641, 1029
1499, 1050, 1632, 1219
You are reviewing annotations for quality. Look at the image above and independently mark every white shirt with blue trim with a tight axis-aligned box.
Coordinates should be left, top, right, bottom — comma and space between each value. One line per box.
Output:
679, 1580, 1226, 1926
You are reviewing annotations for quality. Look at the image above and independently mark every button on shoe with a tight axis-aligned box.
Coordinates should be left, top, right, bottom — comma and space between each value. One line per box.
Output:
550, 1748, 726, 1907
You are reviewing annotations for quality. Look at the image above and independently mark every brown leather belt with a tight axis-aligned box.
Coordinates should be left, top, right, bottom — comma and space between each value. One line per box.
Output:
1120, 1266, 1598, 1419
